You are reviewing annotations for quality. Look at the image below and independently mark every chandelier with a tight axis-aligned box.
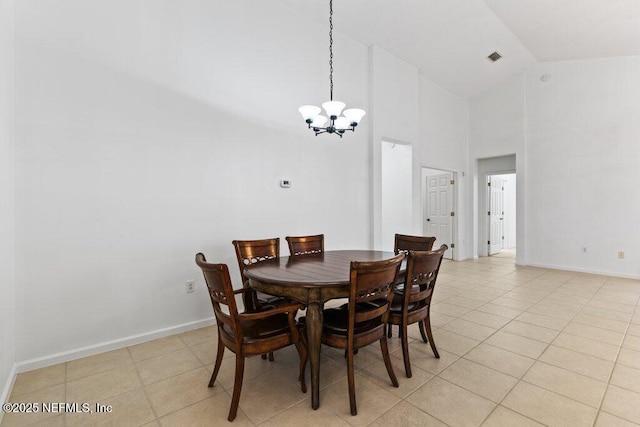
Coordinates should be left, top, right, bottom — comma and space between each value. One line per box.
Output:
298, 0, 366, 137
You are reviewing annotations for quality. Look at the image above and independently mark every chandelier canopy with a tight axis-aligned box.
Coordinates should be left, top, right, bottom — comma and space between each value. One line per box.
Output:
299, 0, 365, 137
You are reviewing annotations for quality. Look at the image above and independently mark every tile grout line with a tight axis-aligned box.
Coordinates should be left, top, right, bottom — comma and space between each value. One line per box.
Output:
475, 272, 590, 426
424, 271, 560, 425
485, 275, 602, 423
501, 275, 604, 426
126, 344, 160, 424
506, 275, 630, 426
435, 271, 620, 425
591, 282, 639, 427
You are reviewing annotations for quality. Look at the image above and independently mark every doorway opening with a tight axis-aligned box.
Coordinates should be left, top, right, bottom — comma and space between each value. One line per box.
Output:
476, 154, 516, 259
381, 140, 412, 251
487, 173, 516, 259
421, 167, 456, 260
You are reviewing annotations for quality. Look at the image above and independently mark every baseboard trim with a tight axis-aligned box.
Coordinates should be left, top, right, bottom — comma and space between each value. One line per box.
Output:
15, 317, 216, 374
525, 262, 640, 280
1, 363, 17, 414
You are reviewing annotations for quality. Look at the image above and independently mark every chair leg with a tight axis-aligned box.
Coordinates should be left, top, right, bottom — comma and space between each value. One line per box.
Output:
228, 355, 245, 422
209, 337, 225, 387
346, 345, 357, 416
268, 352, 275, 361
294, 341, 308, 393
380, 335, 399, 388
387, 323, 392, 338
400, 323, 412, 378
424, 316, 439, 359
261, 354, 267, 360
343, 348, 358, 358
418, 320, 428, 343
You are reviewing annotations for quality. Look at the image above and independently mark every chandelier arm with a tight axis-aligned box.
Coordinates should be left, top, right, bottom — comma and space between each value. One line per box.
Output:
313, 128, 343, 138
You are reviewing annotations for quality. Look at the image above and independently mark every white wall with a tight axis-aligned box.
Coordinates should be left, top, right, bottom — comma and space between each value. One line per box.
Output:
419, 77, 470, 259
370, 46, 419, 250
469, 76, 526, 261
13, 0, 371, 364
470, 57, 640, 278
525, 57, 640, 277
0, 0, 16, 405
12, 1, 473, 367
470, 76, 525, 158
370, 48, 470, 258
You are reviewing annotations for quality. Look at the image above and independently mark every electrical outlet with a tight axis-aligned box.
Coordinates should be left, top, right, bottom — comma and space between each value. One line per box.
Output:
186, 280, 195, 293
582, 247, 587, 254
618, 251, 625, 259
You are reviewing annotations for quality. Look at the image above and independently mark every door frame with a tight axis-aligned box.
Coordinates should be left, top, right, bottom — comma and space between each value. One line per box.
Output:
474, 154, 522, 262
478, 169, 515, 257
421, 165, 458, 260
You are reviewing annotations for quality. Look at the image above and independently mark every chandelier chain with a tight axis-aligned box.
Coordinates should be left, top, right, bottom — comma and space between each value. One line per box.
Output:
329, 0, 333, 101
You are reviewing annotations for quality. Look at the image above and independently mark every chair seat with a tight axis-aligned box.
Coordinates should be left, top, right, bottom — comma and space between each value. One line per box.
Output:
322, 308, 381, 335
256, 291, 286, 306
389, 294, 418, 313
337, 300, 387, 311
393, 281, 424, 296
394, 271, 406, 287
222, 312, 291, 341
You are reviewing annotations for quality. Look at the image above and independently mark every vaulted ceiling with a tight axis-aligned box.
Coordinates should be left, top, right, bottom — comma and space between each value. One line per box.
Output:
283, 0, 640, 98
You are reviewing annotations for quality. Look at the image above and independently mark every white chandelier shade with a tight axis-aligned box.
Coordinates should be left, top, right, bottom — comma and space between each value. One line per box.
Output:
310, 115, 328, 128
343, 108, 366, 124
299, 105, 321, 121
321, 101, 345, 118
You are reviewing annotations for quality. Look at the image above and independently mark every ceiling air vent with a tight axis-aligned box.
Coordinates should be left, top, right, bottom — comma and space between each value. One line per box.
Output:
487, 51, 502, 62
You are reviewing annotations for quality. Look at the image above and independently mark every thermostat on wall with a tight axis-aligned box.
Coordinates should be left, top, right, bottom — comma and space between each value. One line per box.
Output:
280, 180, 291, 188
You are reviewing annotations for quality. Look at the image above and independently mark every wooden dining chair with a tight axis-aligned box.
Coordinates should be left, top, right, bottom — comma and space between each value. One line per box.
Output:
388, 233, 437, 337
195, 253, 308, 422
286, 234, 324, 256
394, 233, 436, 254
232, 238, 286, 312
387, 245, 447, 378
319, 253, 404, 415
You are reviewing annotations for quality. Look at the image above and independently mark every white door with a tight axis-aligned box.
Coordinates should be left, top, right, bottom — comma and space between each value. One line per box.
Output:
489, 176, 505, 255
424, 173, 453, 259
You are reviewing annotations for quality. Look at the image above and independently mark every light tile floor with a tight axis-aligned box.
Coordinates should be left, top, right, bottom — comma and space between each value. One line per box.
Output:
4, 256, 640, 426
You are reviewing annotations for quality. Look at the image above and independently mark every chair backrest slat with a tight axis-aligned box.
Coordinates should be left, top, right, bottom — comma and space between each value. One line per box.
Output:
232, 238, 280, 285
286, 234, 324, 256
407, 288, 433, 304
195, 253, 240, 336
394, 233, 436, 255
403, 245, 448, 307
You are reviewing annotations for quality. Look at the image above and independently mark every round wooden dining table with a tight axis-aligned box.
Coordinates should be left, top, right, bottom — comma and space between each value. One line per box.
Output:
244, 250, 396, 410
